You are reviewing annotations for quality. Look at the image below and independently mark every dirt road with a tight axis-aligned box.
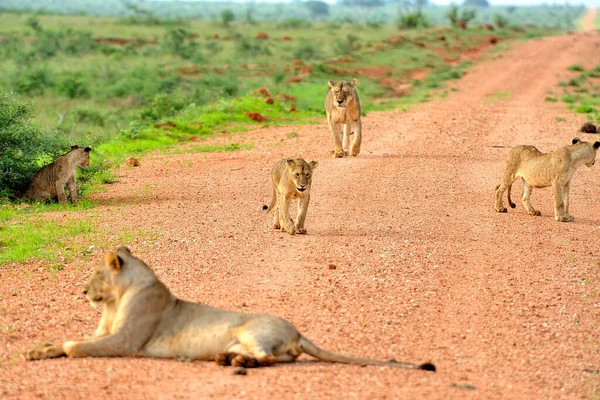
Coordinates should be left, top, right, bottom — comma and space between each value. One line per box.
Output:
2, 26, 600, 400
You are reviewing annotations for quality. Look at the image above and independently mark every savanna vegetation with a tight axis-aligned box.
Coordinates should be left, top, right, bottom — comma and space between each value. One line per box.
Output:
554, 64, 600, 126
0, 1, 587, 265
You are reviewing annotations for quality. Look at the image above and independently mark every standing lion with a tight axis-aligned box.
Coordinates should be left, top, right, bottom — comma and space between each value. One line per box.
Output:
494, 138, 600, 222
325, 79, 362, 158
24, 145, 92, 205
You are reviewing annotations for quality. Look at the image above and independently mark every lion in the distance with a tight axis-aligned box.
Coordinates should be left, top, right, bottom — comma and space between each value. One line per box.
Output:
325, 79, 362, 158
26, 247, 435, 372
494, 138, 600, 222
24, 145, 92, 205
262, 158, 317, 235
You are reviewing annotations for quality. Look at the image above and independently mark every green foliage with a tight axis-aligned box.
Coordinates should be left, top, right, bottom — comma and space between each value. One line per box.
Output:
140, 93, 185, 121
73, 108, 104, 126
567, 64, 585, 72
56, 73, 90, 99
335, 34, 362, 54
447, 5, 477, 27
0, 89, 68, 195
303, 1, 329, 18
162, 28, 202, 61
493, 13, 509, 28
463, 0, 489, 6
276, 18, 312, 29
12, 65, 54, 95
396, 11, 430, 29
220, 9, 234, 27
293, 43, 321, 60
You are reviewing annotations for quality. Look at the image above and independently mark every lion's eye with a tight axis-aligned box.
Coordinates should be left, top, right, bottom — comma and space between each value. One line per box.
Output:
306, 174, 310, 178
295, 173, 300, 177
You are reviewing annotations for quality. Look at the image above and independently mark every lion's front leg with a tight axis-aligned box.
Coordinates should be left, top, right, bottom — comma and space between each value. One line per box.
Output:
327, 117, 344, 158
66, 175, 78, 205
553, 180, 572, 222
350, 119, 362, 157
342, 124, 351, 156
295, 195, 310, 234
25, 342, 66, 361
278, 196, 295, 235
563, 181, 572, 219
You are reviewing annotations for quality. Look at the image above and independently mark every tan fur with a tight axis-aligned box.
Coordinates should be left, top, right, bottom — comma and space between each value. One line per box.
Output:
325, 79, 362, 158
25, 247, 435, 372
24, 145, 92, 205
262, 158, 317, 235
494, 138, 600, 222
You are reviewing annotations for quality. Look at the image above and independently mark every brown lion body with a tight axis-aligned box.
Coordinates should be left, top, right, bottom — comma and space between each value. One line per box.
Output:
26, 247, 435, 372
494, 138, 600, 222
262, 158, 318, 235
24, 145, 92, 205
325, 79, 362, 158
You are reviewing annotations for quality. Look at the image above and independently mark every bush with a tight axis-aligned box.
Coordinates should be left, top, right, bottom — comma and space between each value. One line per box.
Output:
292, 43, 321, 60
221, 9, 235, 27
0, 90, 69, 196
13, 65, 54, 96
74, 108, 105, 126
493, 13, 509, 29
447, 5, 476, 27
276, 18, 312, 29
396, 11, 429, 29
140, 93, 186, 121
56, 73, 90, 99
163, 28, 203, 61
334, 34, 361, 54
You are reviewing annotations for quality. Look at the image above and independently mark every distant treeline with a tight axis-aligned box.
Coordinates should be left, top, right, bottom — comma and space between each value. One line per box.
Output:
0, 0, 587, 28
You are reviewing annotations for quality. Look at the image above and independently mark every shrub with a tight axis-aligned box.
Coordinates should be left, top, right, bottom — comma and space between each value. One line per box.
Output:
334, 34, 361, 54
13, 65, 54, 96
493, 13, 509, 29
447, 5, 476, 28
140, 93, 186, 121
292, 43, 321, 60
396, 11, 429, 29
163, 28, 202, 61
74, 108, 105, 126
0, 89, 68, 196
56, 73, 90, 99
221, 9, 235, 27
276, 18, 312, 29
236, 38, 271, 56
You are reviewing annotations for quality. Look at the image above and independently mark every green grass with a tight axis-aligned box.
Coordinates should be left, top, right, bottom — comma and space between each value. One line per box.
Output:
558, 64, 600, 124
484, 91, 512, 104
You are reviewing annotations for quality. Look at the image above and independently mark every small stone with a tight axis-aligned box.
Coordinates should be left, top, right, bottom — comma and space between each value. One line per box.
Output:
328, 264, 337, 270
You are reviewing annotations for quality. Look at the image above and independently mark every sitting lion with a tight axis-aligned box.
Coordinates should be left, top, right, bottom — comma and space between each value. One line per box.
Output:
24, 145, 92, 205
26, 247, 435, 372
325, 79, 362, 158
494, 138, 600, 222
262, 158, 317, 235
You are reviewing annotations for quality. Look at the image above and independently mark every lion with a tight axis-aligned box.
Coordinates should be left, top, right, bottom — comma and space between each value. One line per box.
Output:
25, 247, 435, 372
24, 145, 92, 205
494, 138, 600, 222
262, 158, 317, 235
325, 79, 362, 158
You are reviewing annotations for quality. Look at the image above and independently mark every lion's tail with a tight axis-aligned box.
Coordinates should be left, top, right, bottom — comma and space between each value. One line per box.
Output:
262, 187, 276, 214
507, 183, 516, 209
297, 335, 435, 371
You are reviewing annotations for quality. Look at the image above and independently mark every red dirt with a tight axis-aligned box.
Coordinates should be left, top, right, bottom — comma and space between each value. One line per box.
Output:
154, 121, 177, 129
282, 35, 292, 41
244, 112, 268, 122
256, 32, 269, 40
255, 88, 271, 97
125, 157, 140, 167
2, 24, 600, 400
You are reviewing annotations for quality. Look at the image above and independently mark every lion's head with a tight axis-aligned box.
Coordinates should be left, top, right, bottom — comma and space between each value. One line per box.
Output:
286, 158, 318, 193
82, 247, 155, 308
571, 137, 600, 167
328, 79, 359, 109
69, 145, 92, 168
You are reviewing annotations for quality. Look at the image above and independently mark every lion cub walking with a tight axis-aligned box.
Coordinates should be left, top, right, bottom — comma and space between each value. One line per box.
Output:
263, 158, 317, 235
24, 145, 92, 205
325, 79, 362, 158
494, 138, 600, 222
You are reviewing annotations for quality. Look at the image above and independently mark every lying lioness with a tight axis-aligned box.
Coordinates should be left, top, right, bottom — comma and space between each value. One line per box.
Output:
26, 247, 435, 372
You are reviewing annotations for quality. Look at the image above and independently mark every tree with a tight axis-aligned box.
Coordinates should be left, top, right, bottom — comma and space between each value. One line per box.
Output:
463, 0, 489, 7
303, 1, 330, 18
220, 9, 234, 27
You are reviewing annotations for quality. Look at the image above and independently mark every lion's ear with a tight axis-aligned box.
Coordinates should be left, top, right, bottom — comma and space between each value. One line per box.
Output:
286, 158, 296, 169
594, 141, 600, 149
572, 137, 581, 144
84, 146, 92, 153
351, 78, 359, 87
309, 161, 318, 170
71, 144, 79, 150
328, 80, 336, 88
105, 251, 123, 273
